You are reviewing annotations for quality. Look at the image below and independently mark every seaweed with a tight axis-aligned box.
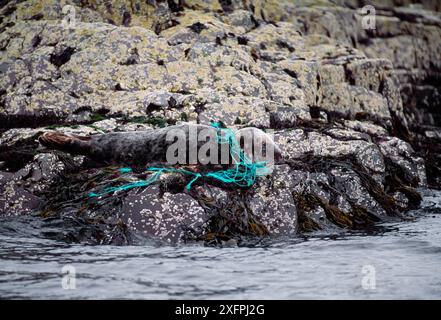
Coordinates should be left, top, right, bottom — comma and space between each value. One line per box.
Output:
286, 150, 419, 230
294, 193, 322, 232
89, 113, 106, 122
193, 190, 269, 245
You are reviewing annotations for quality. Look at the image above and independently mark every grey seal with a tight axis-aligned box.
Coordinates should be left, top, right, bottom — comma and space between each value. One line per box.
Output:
38, 123, 283, 166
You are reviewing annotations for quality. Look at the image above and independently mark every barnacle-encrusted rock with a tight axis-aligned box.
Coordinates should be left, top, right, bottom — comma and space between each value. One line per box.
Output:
120, 185, 209, 243
246, 165, 298, 236
0, 172, 42, 217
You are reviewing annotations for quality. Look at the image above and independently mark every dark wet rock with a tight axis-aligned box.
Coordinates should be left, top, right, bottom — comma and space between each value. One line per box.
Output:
14, 153, 69, 194
377, 137, 427, 187
0, 182, 42, 217
0, 171, 14, 186
331, 168, 387, 217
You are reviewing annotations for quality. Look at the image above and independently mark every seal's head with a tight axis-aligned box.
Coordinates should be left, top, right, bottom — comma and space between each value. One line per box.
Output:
235, 127, 283, 165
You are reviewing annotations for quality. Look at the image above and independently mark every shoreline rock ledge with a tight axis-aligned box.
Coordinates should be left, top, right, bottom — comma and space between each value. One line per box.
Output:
0, 0, 439, 245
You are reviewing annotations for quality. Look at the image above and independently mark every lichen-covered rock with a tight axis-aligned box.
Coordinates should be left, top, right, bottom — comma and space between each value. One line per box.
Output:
276, 129, 386, 173
282, 2, 441, 129
0, 128, 44, 148
0, 2, 413, 131
196, 91, 271, 127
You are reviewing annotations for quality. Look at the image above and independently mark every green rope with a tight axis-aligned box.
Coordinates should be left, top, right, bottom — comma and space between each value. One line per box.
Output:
89, 122, 269, 198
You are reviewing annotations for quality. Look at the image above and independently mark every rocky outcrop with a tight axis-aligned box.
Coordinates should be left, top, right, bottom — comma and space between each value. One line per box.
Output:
0, 0, 438, 245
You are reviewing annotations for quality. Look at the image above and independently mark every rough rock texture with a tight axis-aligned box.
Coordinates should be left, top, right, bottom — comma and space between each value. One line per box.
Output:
119, 185, 210, 243
0, 0, 439, 244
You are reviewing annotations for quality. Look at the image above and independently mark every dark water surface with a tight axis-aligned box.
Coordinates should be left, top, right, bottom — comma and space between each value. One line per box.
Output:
0, 189, 440, 299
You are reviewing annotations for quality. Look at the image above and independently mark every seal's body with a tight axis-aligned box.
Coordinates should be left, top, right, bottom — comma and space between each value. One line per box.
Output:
39, 123, 283, 166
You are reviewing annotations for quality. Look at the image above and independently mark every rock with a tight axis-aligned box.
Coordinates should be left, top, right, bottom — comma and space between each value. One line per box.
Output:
14, 153, 69, 194
0, 2, 416, 133
222, 10, 258, 32
0, 171, 14, 186
377, 137, 427, 187
246, 165, 297, 236
0, 128, 43, 149
90, 119, 118, 133
321, 83, 391, 121
287, 2, 441, 130
197, 91, 270, 127
342, 120, 388, 137
345, 59, 393, 93
0, 179, 42, 217
276, 129, 386, 173
119, 185, 209, 243
330, 168, 387, 217
278, 60, 322, 107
